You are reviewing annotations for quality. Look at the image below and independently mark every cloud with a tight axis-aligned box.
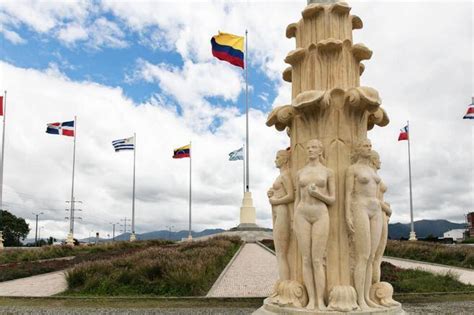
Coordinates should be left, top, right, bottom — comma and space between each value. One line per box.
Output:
0, 28, 26, 44
57, 23, 88, 44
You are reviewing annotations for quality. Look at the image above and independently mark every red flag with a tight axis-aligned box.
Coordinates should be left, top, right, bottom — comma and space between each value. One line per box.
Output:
0, 96, 3, 116
398, 125, 409, 141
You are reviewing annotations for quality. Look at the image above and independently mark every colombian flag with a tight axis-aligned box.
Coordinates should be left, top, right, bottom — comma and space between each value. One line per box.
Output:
173, 144, 190, 159
211, 32, 244, 68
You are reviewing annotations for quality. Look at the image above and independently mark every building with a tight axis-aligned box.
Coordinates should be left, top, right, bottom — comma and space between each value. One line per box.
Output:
443, 229, 466, 242
467, 212, 474, 237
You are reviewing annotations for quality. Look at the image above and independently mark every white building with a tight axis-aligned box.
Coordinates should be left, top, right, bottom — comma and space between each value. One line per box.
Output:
443, 229, 465, 241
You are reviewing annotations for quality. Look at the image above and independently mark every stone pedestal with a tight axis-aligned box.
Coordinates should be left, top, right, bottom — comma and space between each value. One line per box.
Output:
240, 191, 257, 226
130, 233, 137, 242
254, 298, 405, 315
408, 231, 417, 241
66, 233, 75, 246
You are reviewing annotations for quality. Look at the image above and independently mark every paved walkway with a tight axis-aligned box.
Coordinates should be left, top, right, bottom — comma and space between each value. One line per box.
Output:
383, 256, 474, 285
207, 243, 278, 297
0, 270, 68, 296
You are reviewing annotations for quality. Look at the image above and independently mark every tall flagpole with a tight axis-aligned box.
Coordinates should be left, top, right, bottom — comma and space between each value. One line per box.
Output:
243, 144, 246, 194
130, 133, 137, 241
0, 91, 7, 249
407, 120, 417, 241
67, 116, 77, 246
188, 141, 192, 240
245, 29, 249, 192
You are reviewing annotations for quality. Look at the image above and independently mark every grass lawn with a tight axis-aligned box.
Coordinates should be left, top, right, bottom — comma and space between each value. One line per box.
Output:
385, 240, 474, 269
65, 236, 242, 296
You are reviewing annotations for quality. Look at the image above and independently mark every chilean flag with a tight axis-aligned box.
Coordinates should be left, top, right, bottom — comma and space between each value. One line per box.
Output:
463, 98, 474, 119
398, 125, 409, 141
46, 120, 75, 137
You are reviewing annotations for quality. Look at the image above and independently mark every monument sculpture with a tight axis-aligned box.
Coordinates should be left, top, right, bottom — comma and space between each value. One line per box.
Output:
255, 0, 403, 313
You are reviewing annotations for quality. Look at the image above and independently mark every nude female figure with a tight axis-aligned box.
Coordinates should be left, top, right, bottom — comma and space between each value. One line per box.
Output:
370, 150, 391, 284
345, 139, 383, 309
294, 139, 335, 310
268, 150, 294, 281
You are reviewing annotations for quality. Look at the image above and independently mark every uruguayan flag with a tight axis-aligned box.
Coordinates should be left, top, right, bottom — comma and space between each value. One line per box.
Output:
112, 137, 135, 152
228, 147, 244, 161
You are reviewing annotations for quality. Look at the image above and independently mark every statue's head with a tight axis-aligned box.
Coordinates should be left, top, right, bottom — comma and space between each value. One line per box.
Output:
370, 150, 381, 170
306, 139, 324, 162
275, 150, 290, 169
352, 139, 372, 163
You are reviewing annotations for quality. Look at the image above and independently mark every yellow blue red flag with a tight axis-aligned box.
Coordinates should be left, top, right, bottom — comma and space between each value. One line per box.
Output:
211, 32, 244, 68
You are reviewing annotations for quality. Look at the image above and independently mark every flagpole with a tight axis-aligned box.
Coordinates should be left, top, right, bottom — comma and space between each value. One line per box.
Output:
245, 29, 249, 192
0, 91, 7, 249
243, 144, 245, 194
67, 116, 77, 246
130, 133, 136, 241
407, 120, 417, 241
188, 141, 192, 240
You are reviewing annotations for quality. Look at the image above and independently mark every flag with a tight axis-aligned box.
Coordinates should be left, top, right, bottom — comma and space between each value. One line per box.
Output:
173, 144, 190, 159
46, 121, 74, 137
228, 147, 244, 161
398, 125, 409, 141
112, 137, 135, 152
463, 98, 474, 119
0, 96, 3, 116
211, 32, 244, 68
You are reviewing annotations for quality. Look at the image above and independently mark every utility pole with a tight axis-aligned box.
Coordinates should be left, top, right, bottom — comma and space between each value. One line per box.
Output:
65, 199, 82, 245
33, 212, 43, 247
120, 217, 129, 235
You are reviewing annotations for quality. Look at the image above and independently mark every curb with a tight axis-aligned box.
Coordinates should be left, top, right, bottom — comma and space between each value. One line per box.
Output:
256, 241, 275, 256
383, 256, 474, 273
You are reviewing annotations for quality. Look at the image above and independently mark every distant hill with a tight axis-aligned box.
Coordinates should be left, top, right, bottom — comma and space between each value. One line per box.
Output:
388, 219, 466, 239
81, 228, 226, 242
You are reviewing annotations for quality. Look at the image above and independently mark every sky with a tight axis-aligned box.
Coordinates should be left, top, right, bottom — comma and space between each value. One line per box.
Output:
0, 0, 472, 241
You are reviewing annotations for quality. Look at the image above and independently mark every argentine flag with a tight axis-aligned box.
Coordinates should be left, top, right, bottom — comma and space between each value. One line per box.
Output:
112, 136, 135, 152
228, 147, 244, 161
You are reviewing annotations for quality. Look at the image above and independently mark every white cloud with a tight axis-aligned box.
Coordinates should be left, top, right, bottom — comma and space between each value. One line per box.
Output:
57, 23, 88, 44
0, 28, 26, 44
87, 17, 127, 49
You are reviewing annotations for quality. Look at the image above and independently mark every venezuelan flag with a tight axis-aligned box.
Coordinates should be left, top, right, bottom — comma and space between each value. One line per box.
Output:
211, 32, 244, 68
173, 144, 191, 159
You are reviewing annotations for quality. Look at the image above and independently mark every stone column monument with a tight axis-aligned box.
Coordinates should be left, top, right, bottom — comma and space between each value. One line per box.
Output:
254, 1, 403, 314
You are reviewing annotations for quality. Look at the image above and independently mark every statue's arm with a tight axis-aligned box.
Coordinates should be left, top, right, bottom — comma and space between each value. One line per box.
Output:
307, 169, 336, 205
345, 167, 355, 234
270, 173, 295, 205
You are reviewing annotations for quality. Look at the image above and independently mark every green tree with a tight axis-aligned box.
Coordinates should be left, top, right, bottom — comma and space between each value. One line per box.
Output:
0, 210, 30, 246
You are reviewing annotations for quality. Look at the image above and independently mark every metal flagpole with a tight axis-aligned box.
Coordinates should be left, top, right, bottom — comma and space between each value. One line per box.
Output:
0, 91, 7, 212
407, 120, 417, 241
245, 30, 249, 192
67, 116, 77, 245
188, 141, 192, 240
243, 144, 245, 194
0, 91, 7, 248
130, 133, 136, 241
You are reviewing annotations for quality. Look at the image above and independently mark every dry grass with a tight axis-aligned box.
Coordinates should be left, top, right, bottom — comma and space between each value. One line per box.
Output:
385, 240, 474, 269
65, 236, 242, 296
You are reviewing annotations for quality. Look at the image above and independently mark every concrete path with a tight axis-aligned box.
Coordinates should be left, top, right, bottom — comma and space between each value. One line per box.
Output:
207, 243, 278, 297
383, 256, 474, 285
0, 270, 67, 296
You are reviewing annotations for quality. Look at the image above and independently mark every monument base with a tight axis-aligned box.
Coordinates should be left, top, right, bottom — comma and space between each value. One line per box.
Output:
408, 231, 417, 241
65, 233, 75, 246
130, 233, 137, 242
253, 298, 405, 315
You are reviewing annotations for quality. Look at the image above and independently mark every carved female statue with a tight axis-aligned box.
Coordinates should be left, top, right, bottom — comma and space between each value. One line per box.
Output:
370, 150, 391, 284
345, 139, 384, 310
294, 139, 335, 310
268, 149, 294, 281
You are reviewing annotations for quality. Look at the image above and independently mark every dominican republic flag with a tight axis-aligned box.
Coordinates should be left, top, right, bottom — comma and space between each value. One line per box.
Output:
463, 98, 474, 119
46, 121, 75, 137
398, 125, 409, 141
112, 137, 135, 152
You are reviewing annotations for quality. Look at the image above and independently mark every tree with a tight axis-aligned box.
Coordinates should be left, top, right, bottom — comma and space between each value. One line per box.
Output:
0, 210, 30, 247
